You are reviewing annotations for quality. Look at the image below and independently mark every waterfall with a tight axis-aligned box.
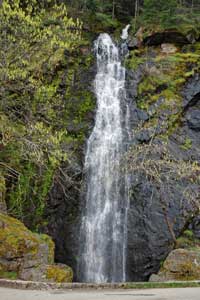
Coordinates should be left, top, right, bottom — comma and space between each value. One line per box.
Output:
79, 32, 130, 283
121, 24, 130, 40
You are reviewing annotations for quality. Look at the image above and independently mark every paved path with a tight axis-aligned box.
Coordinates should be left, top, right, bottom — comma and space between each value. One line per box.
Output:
1, 287, 200, 300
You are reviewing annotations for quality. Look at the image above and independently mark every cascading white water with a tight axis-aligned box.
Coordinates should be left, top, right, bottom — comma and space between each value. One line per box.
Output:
80, 33, 130, 283
121, 24, 130, 40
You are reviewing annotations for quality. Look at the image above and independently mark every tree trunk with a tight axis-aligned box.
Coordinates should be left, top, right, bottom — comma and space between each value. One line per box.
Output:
112, 0, 115, 19
134, 0, 139, 31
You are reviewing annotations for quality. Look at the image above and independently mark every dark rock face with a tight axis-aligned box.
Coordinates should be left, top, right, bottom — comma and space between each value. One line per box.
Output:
44, 55, 96, 281
126, 173, 198, 281
126, 74, 200, 281
187, 110, 200, 131
190, 216, 200, 239
143, 31, 191, 46
45, 159, 83, 281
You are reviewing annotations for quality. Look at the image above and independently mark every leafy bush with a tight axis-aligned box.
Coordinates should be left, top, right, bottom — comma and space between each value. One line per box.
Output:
0, 0, 82, 228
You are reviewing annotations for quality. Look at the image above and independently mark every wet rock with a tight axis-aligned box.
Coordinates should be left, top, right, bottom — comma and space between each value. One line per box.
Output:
187, 110, 200, 131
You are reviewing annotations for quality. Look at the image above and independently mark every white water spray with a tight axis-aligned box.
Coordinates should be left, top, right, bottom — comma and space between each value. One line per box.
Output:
121, 24, 130, 40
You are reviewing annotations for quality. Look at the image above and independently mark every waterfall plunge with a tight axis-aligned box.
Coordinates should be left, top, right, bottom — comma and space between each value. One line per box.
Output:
79, 33, 130, 283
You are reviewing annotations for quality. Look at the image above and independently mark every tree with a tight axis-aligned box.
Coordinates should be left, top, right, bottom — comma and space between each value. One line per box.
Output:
142, 0, 178, 28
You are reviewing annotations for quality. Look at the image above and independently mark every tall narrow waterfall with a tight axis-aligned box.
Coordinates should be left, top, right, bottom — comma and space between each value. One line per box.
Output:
79, 33, 130, 283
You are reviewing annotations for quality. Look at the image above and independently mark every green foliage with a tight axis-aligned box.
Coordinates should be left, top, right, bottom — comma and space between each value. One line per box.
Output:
180, 138, 192, 151
8, 162, 55, 228
142, 0, 178, 28
0, 0, 88, 229
176, 230, 200, 250
125, 50, 146, 70
95, 12, 119, 28
0, 271, 18, 280
184, 230, 194, 239
129, 0, 200, 32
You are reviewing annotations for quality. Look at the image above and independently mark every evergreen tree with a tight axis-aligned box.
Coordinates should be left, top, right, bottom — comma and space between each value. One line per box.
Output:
142, 0, 178, 27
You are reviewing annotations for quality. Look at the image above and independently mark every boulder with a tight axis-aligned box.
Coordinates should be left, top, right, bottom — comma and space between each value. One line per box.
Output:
150, 249, 200, 281
0, 213, 73, 283
19, 263, 73, 283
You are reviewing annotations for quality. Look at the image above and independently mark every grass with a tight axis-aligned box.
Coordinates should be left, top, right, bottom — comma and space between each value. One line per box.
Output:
0, 271, 17, 280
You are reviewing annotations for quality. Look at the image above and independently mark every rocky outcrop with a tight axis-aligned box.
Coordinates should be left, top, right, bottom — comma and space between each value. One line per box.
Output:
0, 213, 73, 283
125, 43, 200, 281
150, 249, 200, 281
128, 27, 200, 50
143, 31, 190, 46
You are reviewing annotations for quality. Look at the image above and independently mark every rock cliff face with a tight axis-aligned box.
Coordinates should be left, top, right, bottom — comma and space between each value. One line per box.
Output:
44, 48, 96, 281
44, 32, 200, 282
125, 33, 200, 280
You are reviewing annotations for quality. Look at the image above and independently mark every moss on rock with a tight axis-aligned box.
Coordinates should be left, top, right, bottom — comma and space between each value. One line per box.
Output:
46, 264, 73, 283
0, 213, 73, 282
0, 213, 40, 260
39, 234, 55, 264
150, 249, 200, 281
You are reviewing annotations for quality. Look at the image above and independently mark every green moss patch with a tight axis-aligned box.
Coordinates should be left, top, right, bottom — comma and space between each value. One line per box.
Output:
0, 271, 17, 280
46, 264, 73, 283
176, 230, 200, 250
